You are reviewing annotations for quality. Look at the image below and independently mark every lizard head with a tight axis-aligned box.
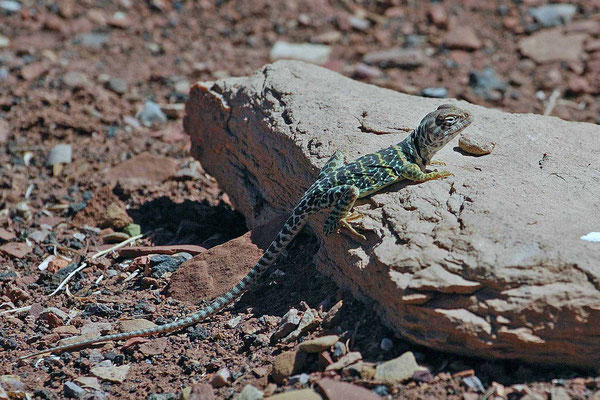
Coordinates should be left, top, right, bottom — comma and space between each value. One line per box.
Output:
414, 104, 473, 163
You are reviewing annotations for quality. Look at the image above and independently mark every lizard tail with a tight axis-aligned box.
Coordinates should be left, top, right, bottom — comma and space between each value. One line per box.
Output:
19, 208, 310, 360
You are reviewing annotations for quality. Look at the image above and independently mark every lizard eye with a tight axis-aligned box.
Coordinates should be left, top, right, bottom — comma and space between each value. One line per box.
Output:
443, 116, 456, 125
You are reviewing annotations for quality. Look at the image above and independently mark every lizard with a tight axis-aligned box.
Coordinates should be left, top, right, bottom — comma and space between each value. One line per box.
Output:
19, 103, 473, 360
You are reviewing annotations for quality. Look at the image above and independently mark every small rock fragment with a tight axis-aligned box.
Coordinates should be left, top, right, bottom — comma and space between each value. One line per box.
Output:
123, 223, 141, 237
226, 316, 243, 329
317, 378, 380, 400
102, 232, 130, 244
234, 384, 263, 400
159, 103, 185, 119
74, 377, 103, 391
332, 341, 346, 358
0, 228, 15, 241
211, 367, 231, 388
63, 71, 89, 89
288, 373, 309, 385
149, 253, 192, 278
443, 26, 482, 50
272, 350, 307, 384
322, 300, 343, 327
267, 390, 322, 400
325, 351, 362, 371
380, 338, 393, 351
119, 319, 157, 333
107, 11, 131, 28
352, 63, 383, 80
107, 78, 128, 95
0, 242, 32, 258
550, 387, 571, 400
530, 4, 577, 27
136, 100, 167, 127
349, 16, 370, 31
459, 133, 495, 156
374, 351, 420, 384
90, 365, 130, 383
64, 381, 86, 398
0, 1, 21, 14
299, 335, 339, 353
421, 87, 448, 98
469, 67, 506, 101
362, 48, 425, 69
0, 35, 9, 48
139, 337, 169, 356
283, 309, 319, 343
518, 29, 587, 63
101, 203, 133, 230
269, 41, 331, 65
106, 152, 177, 187
46, 144, 72, 166
273, 308, 301, 340
462, 376, 486, 393
0, 119, 9, 143
428, 4, 448, 28
186, 383, 215, 400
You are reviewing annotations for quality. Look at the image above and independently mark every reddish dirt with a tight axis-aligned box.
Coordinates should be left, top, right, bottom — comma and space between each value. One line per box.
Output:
1, 1, 599, 399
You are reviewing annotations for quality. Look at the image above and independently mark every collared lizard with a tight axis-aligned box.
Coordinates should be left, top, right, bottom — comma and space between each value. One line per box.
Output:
20, 104, 473, 360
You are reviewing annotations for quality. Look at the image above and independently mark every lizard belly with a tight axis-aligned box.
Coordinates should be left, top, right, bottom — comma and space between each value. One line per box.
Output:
357, 177, 403, 198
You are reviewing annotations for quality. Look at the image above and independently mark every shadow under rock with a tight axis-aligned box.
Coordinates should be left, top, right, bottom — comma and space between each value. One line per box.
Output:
127, 196, 247, 248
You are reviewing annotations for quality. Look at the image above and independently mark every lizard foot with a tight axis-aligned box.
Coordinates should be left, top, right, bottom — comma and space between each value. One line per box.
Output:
340, 217, 366, 241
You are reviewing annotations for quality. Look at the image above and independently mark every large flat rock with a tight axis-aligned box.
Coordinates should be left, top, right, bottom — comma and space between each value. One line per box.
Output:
183, 60, 600, 367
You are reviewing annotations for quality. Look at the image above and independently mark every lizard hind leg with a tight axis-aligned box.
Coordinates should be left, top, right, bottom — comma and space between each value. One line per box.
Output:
322, 185, 365, 240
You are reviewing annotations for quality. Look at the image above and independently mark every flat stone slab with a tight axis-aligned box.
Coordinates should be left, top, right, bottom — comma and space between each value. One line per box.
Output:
183, 60, 600, 367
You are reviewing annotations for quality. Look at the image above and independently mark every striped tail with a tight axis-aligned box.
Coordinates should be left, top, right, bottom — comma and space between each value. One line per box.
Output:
19, 207, 310, 360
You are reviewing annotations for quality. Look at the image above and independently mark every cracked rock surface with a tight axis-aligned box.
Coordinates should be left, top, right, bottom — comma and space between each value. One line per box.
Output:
184, 60, 600, 367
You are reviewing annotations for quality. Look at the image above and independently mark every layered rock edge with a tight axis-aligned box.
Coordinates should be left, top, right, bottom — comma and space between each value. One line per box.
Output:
183, 60, 600, 367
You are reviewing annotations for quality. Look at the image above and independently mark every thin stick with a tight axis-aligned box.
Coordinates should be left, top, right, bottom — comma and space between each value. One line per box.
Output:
0, 305, 31, 316
91, 234, 143, 259
48, 234, 144, 297
48, 262, 88, 297
543, 89, 561, 116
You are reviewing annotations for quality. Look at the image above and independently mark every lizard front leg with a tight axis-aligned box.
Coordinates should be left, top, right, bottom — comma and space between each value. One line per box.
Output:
399, 163, 453, 182
322, 185, 365, 240
317, 150, 346, 180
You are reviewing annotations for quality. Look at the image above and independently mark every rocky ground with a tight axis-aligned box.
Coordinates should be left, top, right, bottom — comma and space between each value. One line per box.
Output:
1, 0, 599, 399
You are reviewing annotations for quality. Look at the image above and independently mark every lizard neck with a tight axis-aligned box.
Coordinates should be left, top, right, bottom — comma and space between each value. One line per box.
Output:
399, 129, 429, 169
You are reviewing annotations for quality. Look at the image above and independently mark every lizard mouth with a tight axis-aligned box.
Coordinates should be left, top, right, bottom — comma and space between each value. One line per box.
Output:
449, 113, 473, 136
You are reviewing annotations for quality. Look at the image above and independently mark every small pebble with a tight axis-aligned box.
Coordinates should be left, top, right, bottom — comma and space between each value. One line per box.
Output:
269, 41, 331, 65
529, 4, 577, 27
349, 16, 370, 31
46, 144, 73, 166
123, 223, 141, 237
421, 87, 448, 98
0, 35, 11, 48
211, 367, 231, 388
332, 341, 346, 358
107, 78, 128, 95
136, 100, 167, 127
0, 0, 21, 13
227, 316, 243, 329
380, 337, 393, 351
462, 376, 485, 393
64, 381, 86, 398
288, 373, 309, 385
458, 133, 495, 156
234, 384, 264, 400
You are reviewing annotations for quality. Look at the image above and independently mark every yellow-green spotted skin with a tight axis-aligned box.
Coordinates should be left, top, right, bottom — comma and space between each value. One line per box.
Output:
20, 104, 472, 360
